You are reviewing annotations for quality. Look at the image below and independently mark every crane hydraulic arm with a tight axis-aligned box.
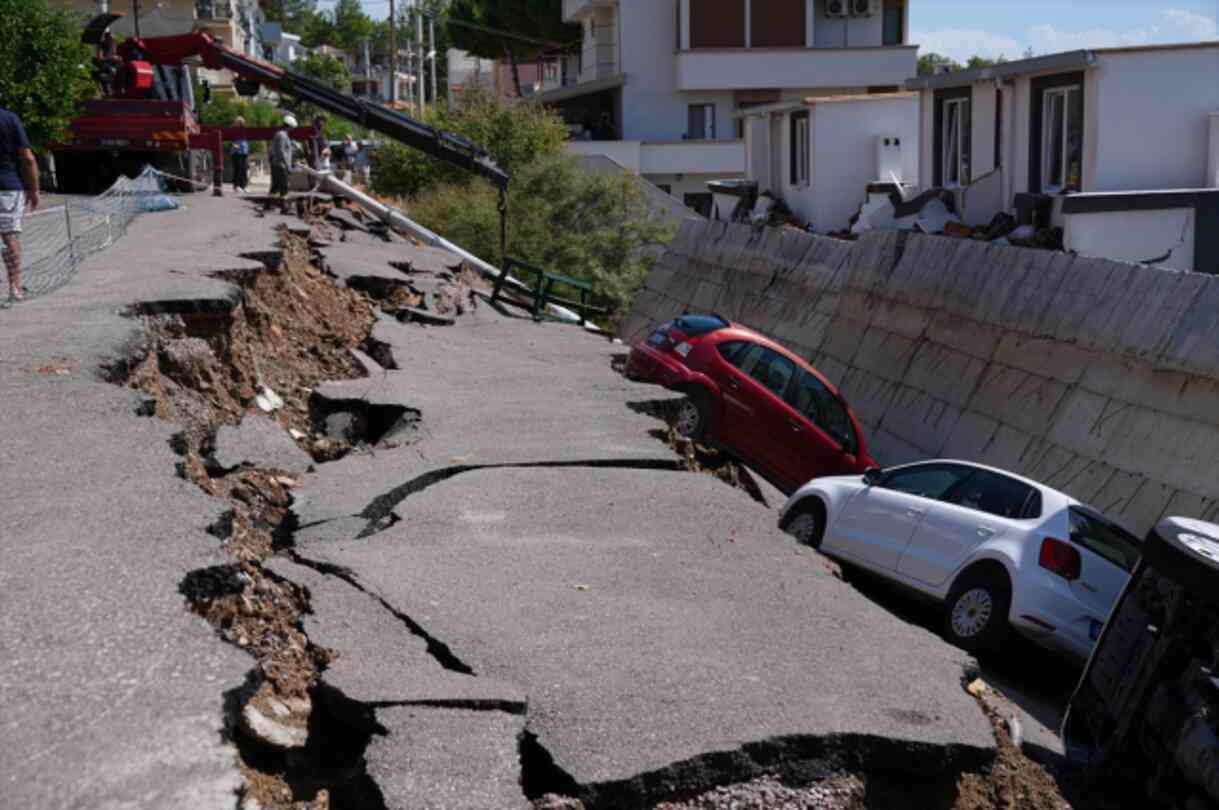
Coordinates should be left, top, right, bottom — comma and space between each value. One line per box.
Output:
119, 32, 509, 190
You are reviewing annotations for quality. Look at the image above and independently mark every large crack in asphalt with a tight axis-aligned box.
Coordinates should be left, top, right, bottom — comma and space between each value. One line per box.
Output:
353, 458, 683, 539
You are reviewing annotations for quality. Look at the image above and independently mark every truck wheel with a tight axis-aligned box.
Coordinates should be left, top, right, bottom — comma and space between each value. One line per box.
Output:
944, 567, 1011, 653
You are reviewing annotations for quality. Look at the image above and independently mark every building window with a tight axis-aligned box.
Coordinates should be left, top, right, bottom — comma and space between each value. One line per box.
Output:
688, 104, 716, 140
790, 110, 809, 186
941, 97, 970, 187
1041, 85, 1083, 192
751, 0, 805, 48
689, 0, 745, 48
883, 0, 904, 46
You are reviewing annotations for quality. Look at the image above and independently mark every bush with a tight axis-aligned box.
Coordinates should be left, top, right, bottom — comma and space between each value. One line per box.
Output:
408, 155, 673, 324
372, 88, 568, 198
194, 94, 281, 157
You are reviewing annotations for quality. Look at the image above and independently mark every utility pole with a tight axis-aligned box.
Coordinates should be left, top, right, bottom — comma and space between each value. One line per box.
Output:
388, 0, 396, 103
133, 0, 141, 38
428, 12, 437, 107
415, 3, 425, 113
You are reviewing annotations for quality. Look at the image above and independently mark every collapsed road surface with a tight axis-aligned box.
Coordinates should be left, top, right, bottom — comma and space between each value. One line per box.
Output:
2, 192, 997, 809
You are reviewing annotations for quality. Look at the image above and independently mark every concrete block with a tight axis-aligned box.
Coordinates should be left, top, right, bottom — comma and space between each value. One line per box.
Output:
923, 315, 1002, 362
1046, 389, 1125, 460
1089, 469, 1146, 520
1024, 443, 1083, 488
992, 334, 1091, 384
1163, 274, 1219, 374
1056, 460, 1120, 505
1118, 269, 1203, 362
851, 327, 920, 384
819, 316, 869, 365
813, 354, 850, 389
1046, 256, 1119, 345
969, 244, 1041, 326
877, 386, 962, 456
967, 364, 1069, 435
1118, 480, 1178, 534
1162, 489, 1219, 524
903, 343, 989, 408
838, 367, 899, 430
871, 428, 929, 467
974, 424, 1034, 472
868, 299, 931, 341
1080, 355, 1219, 428
941, 410, 1000, 461
690, 279, 722, 313
845, 230, 903, 295
998, 250, 1067, 336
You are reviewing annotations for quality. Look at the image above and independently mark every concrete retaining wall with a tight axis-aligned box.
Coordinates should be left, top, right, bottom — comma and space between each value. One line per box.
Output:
622, 219, 1219, 535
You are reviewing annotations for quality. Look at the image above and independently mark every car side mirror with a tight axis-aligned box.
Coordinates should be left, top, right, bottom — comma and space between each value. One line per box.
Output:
863, 467, 885, 486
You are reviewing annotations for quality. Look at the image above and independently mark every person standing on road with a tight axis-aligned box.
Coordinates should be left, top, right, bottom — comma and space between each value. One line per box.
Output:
230, 116, 250, 192
268, 114, 296, 213
0, 106, 39, 302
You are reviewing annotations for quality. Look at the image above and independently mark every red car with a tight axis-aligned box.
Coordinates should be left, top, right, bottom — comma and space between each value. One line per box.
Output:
627, 314, 877, 492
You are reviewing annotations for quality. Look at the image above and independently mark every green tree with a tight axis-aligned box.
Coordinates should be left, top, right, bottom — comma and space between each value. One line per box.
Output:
0, 0, 94, 150
263, 0, 320, 34
409, 154, 673, 326
965, 54, 1007, 69
331, 0, 374, 53
447, 0, 579, 97
916, 52, 959, 76
372, 87, 567, 197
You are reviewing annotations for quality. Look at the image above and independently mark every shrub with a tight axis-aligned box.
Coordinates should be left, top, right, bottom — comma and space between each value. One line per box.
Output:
372, 88, 568, 198
408, 154, 674, 325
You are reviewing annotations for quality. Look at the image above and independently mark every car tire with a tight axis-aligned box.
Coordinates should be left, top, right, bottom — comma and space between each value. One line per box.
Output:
781, 501, 825, 549
944, 567, 1011, 653
673, 391, 712, 442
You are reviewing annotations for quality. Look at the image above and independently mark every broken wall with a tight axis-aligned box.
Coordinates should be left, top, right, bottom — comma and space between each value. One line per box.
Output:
622, 219, 1219, 535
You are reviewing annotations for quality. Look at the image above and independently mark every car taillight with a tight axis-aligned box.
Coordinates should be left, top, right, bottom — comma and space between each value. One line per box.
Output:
1039, 537, 1081, 581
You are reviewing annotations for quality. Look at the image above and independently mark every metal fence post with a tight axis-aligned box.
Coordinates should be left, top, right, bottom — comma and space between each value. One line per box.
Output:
63, 204, 77, 267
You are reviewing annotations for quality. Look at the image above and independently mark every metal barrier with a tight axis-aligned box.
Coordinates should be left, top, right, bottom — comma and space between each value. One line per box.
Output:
9, 166, 164, 302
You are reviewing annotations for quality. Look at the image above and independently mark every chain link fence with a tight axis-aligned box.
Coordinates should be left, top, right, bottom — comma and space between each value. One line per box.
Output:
11, 167, 166, 301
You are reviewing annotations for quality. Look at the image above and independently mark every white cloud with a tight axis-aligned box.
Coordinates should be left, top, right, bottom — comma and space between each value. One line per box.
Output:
914, 8, 1217, 65
1029, 8, 1219, 53
909, 28, 1024, 64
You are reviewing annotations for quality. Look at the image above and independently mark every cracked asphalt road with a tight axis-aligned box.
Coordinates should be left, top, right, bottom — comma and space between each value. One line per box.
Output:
2, 193, 996, 810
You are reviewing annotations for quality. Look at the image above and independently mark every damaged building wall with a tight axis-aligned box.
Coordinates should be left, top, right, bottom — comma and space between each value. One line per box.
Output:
623, 218, 1219, 535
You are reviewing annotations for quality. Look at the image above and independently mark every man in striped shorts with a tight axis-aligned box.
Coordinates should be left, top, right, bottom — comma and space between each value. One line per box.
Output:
0, 106, 40, 302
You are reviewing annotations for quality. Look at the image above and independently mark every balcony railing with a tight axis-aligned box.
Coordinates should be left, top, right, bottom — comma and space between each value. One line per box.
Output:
676, 45, 917, 91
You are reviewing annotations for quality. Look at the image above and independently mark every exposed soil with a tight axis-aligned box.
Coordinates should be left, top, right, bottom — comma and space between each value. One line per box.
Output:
108, 228, 378, 810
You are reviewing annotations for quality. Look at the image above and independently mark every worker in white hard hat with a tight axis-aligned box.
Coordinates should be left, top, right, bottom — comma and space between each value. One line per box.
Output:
268, 114, 296, 211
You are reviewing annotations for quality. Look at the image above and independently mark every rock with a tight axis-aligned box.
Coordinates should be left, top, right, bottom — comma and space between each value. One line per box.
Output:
241, 702, 308, 749
213, 414, 314, 476
966, 678, 989, 698
255, 385, 284, 412
397, 306, 456, 327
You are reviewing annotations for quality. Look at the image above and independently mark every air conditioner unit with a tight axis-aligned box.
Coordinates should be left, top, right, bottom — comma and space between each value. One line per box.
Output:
825, 0, 849, 18
851, 0, 879, 16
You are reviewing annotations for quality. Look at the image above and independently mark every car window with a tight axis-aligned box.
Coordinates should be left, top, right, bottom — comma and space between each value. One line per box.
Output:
943, 470, 1039, 519
881, 464, 973, 500
786, 370, 857, 451
749, 348, 796, 398
716, 341, 746, 364
1069, 507, 1140, 572
726, 342, 766, 376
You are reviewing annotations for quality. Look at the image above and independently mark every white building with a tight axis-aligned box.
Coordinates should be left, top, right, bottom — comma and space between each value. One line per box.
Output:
259, 23, 309, 66
905, 42, 1219, 274
737, 91, 919, 232
539, 0, 917, 216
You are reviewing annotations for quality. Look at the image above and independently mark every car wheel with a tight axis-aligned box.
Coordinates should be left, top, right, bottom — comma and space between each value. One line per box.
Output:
944, 567, 1011, 653
782, 502, 825, 549
673, 393, 711, 442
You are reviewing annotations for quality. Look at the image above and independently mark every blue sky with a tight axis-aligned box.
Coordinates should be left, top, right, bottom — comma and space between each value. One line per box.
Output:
911, 0, 1219, 63
328, 0, 1219, 64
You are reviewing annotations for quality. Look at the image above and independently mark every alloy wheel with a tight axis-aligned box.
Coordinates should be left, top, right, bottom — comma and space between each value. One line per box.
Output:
674, 399, 702, 437
950, 587, 993, 639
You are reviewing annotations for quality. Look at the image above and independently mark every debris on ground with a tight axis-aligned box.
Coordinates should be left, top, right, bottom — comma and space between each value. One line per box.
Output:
654, 774, 867, 810
107, 227, 380, 809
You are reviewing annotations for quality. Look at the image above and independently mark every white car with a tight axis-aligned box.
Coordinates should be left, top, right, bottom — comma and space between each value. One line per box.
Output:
778, 460, 1141, 660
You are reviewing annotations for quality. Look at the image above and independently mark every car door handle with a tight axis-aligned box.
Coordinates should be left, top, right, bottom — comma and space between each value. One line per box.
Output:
976, 527, 997, 538
905, 507, 926, 517
726, 378, 740, 390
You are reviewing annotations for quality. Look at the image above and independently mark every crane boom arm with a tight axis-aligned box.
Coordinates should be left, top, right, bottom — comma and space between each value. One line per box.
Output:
122, 32, 509, 189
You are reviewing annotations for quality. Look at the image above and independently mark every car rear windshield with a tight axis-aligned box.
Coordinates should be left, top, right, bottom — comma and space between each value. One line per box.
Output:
1069, 507, 1141, 572
672, 314, 729, 337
